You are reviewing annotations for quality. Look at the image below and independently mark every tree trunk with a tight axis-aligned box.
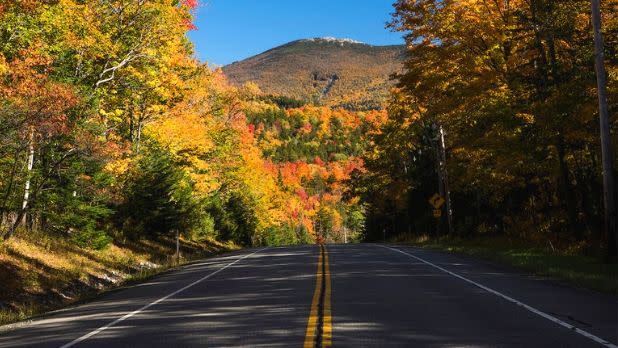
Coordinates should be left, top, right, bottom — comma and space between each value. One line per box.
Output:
3, 130, 35, 240
21, 131, 35, 224
0, 149, 21, 227
529, 0, 550, 97
135, 115, 143, 154
557, 135, 581, 238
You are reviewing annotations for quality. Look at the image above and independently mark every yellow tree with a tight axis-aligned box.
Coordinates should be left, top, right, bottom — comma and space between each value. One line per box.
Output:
383, 0, 615, 245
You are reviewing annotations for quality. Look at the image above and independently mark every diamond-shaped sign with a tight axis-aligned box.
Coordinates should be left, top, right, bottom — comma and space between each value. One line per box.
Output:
428, 193, 445, 209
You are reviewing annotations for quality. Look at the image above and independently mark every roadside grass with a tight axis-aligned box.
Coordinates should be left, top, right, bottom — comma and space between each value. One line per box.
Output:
0, 303, 37, 326
0, 232, 238, 327
391, 234, 618, 294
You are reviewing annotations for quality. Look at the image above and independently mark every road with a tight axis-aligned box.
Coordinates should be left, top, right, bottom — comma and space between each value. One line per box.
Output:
0, 244, 616, 347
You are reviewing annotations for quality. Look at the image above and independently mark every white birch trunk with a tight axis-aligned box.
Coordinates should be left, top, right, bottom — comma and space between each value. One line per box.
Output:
21, 129, 35, 224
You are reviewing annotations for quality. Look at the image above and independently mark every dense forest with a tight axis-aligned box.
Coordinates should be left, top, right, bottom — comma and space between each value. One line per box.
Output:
0, 0, 616, 257
356, 0, 617, 258
0, 0, 382, 249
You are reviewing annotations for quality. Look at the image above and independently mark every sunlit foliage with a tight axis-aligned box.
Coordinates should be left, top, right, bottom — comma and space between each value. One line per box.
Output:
358, 0, 617, 255
0, 0, 382, 247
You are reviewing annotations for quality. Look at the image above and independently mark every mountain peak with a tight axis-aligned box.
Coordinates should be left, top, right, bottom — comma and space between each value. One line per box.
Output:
299, 37, 366, 45
223, 39, 405, 110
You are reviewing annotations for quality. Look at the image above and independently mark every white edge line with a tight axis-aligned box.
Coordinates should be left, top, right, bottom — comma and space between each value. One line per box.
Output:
59, 248, 266, 348
379, 245, 618, 348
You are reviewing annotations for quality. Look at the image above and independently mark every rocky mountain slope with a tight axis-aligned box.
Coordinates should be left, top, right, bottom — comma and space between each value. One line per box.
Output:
222, 38, 405, 110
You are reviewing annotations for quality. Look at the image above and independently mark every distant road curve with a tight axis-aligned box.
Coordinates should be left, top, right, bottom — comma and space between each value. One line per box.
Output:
0, 244, 615, 347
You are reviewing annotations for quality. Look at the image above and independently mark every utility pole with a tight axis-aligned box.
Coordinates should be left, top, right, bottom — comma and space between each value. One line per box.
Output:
434, 123, 454, 235
434, 127, 445, 235
439, 125, 454, 235
591, 0, 617, 259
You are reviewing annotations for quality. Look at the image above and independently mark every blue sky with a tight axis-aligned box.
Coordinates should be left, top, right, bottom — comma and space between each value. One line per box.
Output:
187, 1, 404, 66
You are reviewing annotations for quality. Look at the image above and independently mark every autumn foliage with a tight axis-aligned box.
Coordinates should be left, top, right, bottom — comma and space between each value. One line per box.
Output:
0, 0, 381, 247
356, 0, 618, 256
2, 0, 611, 257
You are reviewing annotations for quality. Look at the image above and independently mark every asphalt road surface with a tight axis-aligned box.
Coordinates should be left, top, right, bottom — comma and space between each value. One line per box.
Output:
0, 244, 616, 347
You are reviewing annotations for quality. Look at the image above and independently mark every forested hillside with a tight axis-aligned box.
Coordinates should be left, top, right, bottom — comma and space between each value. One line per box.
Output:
355, 0, 618, 258
223, 38, 405, 110
1, 0, 614, 255
0, 1, 384, 251
243, 101, 386, 243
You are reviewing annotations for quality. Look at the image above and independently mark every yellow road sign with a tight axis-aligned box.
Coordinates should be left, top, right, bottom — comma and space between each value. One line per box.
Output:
433, 209, 442, 218
428, 193, 445, 209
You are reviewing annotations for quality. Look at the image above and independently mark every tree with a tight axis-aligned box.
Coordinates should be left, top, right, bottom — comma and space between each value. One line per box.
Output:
0, 49, 80, 240
118, 146, 194, 238
360, 0, 617, 255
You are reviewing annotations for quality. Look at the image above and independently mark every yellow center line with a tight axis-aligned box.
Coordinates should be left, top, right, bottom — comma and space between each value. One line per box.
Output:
304, 245, 323, 348
304, 245, 332, 348
323, 246, 332, 347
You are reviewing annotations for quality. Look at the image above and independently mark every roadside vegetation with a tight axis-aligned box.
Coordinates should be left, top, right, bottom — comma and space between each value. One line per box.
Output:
391, 234, 617, 294
0, 232, 234, 326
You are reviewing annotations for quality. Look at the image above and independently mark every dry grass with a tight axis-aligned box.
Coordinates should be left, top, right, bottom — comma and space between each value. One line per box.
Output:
0, 232, 237, 326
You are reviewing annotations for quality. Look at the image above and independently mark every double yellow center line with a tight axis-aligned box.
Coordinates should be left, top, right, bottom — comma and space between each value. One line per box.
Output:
304, 244, 332, 348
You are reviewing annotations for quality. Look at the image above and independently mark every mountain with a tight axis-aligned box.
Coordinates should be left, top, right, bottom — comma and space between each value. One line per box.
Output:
222, 38, 405, 110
